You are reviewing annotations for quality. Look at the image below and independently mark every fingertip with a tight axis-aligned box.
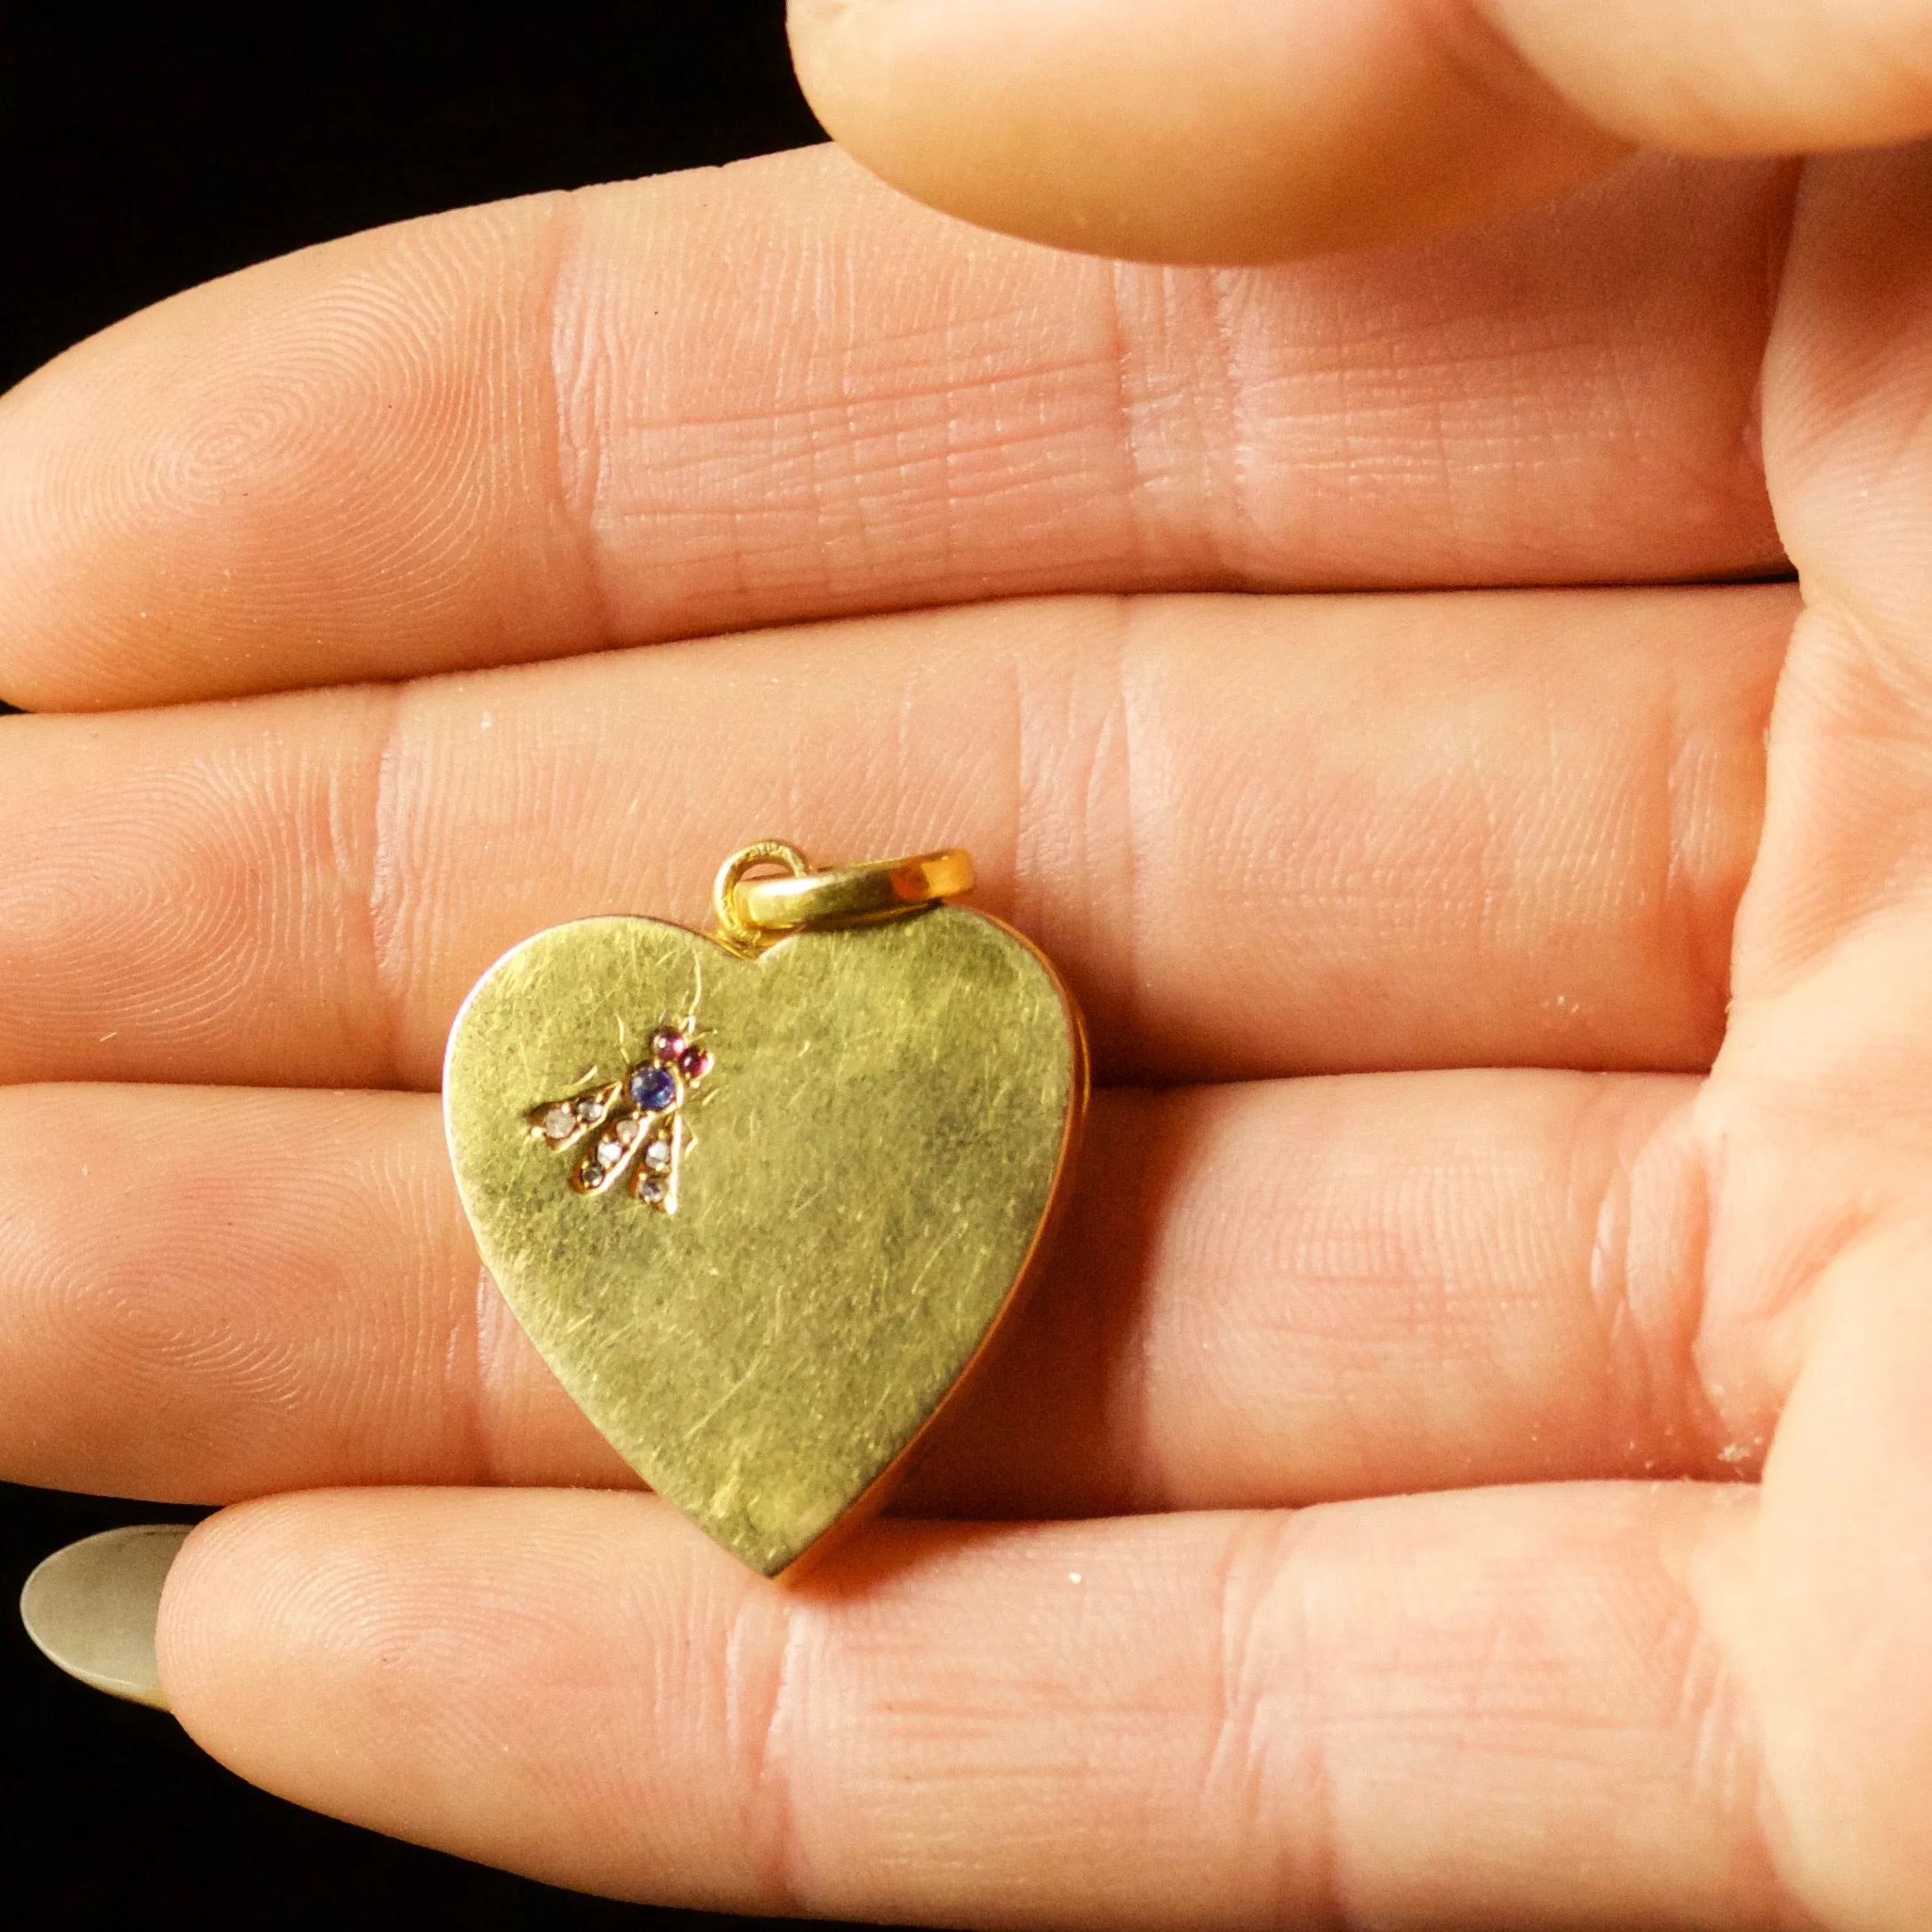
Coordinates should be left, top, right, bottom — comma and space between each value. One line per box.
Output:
0, 196, 602, 711
788, 0, 1628, 263
147, 1489, 767, 1901
151, 1498, 274, 1729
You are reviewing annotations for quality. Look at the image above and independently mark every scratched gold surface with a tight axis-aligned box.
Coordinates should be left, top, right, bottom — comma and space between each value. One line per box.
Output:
443, 905, 1084, 1575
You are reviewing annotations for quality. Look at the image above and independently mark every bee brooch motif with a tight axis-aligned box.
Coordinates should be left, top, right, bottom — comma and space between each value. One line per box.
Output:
528, 1023, 712, 1212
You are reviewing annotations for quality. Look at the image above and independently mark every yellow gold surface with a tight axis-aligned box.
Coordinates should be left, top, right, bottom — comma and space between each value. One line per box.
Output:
737, 848, 976, 932
444, 904, 1084, 1576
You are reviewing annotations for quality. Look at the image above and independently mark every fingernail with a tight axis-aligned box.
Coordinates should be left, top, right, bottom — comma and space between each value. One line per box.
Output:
20, 1523, 193, 1711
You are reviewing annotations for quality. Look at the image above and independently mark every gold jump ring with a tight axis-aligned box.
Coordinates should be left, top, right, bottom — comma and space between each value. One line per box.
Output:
715, 843, 975, 947
711, 840, 812, 951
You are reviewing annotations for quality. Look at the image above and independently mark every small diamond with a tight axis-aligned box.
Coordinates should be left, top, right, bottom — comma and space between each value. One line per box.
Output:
679, 1047, 713, 1081
613, 1116, 641, 1147
637, 1174, 667, 1204
653, 1027, 686, 1062
541, 1105, 575, 1142
643, 1138, 672, 1173
596, 1136, 625, 1169
580, 1161, 605, 1189
574, 1096, 603, 1123
629, 1067, 677, 1112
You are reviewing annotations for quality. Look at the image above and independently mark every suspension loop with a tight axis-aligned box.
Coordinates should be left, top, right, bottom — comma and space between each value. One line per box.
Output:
712, 843, 975, 950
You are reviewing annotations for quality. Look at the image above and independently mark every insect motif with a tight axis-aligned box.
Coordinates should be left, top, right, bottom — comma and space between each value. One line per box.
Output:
528, 1022, 714, 1212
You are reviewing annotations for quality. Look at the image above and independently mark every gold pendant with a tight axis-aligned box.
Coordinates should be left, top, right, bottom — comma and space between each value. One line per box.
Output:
443, 842, 1087, 1576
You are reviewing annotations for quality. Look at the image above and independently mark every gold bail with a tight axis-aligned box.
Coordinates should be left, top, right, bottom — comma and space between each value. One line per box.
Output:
712, 842, 975, 951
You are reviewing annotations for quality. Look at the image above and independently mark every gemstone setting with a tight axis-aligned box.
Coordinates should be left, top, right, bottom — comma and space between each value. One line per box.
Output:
629, 1067, 677, 1113
529, 1019, 713, 1214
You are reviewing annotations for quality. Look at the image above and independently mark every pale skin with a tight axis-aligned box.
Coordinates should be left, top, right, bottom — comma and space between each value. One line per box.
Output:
8, 2, 1932, 1925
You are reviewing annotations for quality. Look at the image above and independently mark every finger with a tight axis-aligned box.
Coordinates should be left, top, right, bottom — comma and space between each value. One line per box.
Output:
1695, 149, 1932, 1435
0, 582, 1787, 1091
157, 1484, 1792, 1926
0, 1070, 1744, 1509
1733, 146, 1932, 1059
791, 0, 1628, 261
911, 1069, 1748, 1514
791, 0, 1932, 263
0, 1086, 629, 1503
1729, 1222, 1932, 1929
0, 145, 1788, 710
1691, 157, 1932, 1923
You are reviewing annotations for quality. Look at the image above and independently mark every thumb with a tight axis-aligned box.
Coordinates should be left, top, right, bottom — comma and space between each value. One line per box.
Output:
789, 0, 1932, 261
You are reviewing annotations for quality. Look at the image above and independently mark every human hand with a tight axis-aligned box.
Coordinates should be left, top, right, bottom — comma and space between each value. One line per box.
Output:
7, 5, 1932, 1926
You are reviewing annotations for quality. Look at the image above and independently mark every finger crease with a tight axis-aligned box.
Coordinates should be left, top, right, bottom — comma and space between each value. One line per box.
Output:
1103, 262, 1157, 584
1582, 1080, 1725, 1465
1108, 595, 1146, 1062
1205, 1515, 1351, 1927
351, 680, 412, 1090
544, 187, 622, 653
734, 1594, 812, 1915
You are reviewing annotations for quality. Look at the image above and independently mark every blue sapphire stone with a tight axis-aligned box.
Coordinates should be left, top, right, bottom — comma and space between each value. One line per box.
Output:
629, 1066, 677, 1112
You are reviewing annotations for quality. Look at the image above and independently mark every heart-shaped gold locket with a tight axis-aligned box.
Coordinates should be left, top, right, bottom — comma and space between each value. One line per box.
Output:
444, 843, 1086, 1576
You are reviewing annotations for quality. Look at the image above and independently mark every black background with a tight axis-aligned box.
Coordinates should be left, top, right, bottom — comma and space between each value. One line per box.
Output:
0, 4, 875, 1924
